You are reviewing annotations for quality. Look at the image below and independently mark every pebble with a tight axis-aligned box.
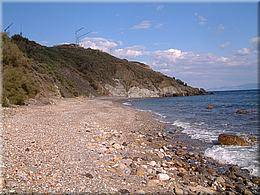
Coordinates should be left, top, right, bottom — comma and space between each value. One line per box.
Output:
174, 187, 184, 194
118, 189, 130, 194
148, 161, 157, 167
147, 179, 160, 187
157, 173, 170, 181
112, 143, 122, 150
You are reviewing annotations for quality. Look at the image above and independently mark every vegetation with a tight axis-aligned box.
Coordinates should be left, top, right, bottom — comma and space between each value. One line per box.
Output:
2, 34, 201, 106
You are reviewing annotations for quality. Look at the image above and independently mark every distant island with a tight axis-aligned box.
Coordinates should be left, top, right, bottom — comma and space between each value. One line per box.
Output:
208, 83, 258, 91
2, 33, 206, 106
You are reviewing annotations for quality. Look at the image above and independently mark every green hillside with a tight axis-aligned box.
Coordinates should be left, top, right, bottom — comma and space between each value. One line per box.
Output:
2, 34, 206, 106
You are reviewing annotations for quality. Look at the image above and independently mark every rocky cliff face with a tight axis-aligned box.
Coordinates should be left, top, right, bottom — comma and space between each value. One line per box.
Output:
2, 34, 206, 105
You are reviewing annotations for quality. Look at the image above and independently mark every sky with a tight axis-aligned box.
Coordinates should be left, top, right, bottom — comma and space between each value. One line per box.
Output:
2, 2, 259, 90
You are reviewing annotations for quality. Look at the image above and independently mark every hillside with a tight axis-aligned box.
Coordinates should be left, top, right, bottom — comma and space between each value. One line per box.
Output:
2, 34, 206, 106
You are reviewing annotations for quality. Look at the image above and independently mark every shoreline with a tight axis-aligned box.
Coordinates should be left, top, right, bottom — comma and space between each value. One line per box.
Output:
2, 97, 259, 194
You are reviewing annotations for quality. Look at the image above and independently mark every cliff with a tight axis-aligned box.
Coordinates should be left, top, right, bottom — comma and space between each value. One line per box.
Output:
2, 34, 206, 106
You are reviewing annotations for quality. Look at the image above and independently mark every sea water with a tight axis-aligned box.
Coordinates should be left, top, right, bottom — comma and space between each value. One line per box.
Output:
123, 89, 259, 176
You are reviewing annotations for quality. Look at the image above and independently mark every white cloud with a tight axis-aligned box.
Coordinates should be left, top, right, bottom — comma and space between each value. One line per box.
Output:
151, 47, 256, 69
80, 37, 119, 53
154, 49, 186, 63
194, 12, 207, 25
237, 47, 251, 55
113, 45, 147, 58
79, 37, 147, 59
219, 41, 231, 49
154, 23, 164, 29
250, 36, 260, 48
156, 5, 164, 11
131, 20, 152, 29
216, 24, 225, 34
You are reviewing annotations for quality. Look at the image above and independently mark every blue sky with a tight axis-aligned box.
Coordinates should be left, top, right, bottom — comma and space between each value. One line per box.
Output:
3, 2, 258, 89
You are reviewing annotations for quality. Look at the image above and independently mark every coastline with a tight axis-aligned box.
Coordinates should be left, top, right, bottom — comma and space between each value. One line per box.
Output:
2, 97, 259, 194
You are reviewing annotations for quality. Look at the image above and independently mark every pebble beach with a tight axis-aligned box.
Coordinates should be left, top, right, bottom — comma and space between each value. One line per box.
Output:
1, 97, 259, 194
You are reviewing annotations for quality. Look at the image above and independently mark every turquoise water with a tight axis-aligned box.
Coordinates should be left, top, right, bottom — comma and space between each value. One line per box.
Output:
123, 89, 259, 176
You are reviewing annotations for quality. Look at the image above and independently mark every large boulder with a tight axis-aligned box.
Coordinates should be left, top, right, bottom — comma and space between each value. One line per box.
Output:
218, 134, 249, 146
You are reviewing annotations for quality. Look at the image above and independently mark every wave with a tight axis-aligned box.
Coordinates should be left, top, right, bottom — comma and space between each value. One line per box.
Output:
122, 102, 132, 106
205, 145, 259, 177
172, 120, 223, 143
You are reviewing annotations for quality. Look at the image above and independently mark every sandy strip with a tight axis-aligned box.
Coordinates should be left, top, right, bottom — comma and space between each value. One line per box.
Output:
1, 98, 259, 194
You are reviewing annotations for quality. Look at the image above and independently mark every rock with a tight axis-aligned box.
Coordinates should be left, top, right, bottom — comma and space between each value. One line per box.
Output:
251, 176, 260, 185
159, 148, 164, 153
83, 173, 93, 179
157, 173, 170, 181
248, 136, 258, 143
136, 190, 146, 194
118, 189, 130, 194
116, 162, 131, 175
147, 179, 160, 187
122, 142, 128, 146
236, 109, 249, 114
218, 134, 249, 146
174, 187, 184, 194
157, 152, 164, 158
207, 104, 214, 109
112, 143, 122, 150
0, 177, 5, 189
243, 189, 252, 195
164, 155, 172, 162
148, 161, 157, 167
136, 167, 146, 177
216, 176, 225, 184
25, 148, 29, 152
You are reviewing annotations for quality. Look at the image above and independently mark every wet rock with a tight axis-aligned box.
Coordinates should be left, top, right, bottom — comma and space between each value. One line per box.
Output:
243, 189, 253, 195
251, 176, 260, 185
207, 104, 214, 109
235, 184, 245, 193
218, 133, 249, 146
236, 109, 249, 114
157, 173, 170, 181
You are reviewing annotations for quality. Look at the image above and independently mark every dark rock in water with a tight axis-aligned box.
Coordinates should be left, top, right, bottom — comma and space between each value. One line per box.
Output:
236, 109, 249, 114
207, 104, 214, 109
218, 134, 249, 146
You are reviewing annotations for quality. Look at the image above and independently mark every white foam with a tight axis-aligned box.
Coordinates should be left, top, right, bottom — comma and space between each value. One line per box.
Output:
122, 102, 132, 106
172, 120, 223, 143
205, 145, 259, 177
153, 112, 167, 119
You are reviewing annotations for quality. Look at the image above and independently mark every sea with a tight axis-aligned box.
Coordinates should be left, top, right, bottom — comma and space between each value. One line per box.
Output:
122, 89, 259, 176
